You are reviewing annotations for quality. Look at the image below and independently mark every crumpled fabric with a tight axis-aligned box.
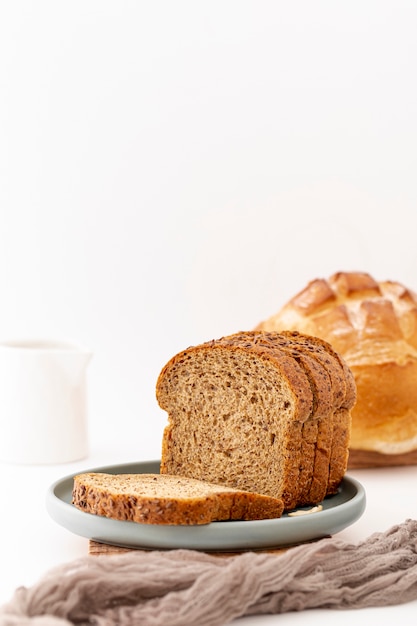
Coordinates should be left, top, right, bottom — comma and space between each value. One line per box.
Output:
1, 519, 417, 626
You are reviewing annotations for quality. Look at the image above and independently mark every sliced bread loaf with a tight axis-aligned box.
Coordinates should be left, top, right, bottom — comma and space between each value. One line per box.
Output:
266, 332, 337, 505
72, 472, 284, 525
279, 331, 356, 494
260, 334, 333, 505
156, 330, 356, 510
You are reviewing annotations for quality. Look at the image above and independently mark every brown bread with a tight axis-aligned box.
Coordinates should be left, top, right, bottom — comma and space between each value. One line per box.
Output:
279, 331, 356, 493
256, 332, 334, 505
72, 472, 284, 524
156, 330, 355, 510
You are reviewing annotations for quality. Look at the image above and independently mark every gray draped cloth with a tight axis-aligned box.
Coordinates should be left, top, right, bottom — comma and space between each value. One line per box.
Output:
1, 519, 417, 626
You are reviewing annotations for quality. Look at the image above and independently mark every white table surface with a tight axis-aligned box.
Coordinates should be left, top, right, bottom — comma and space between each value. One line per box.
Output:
1, 446, 417, 624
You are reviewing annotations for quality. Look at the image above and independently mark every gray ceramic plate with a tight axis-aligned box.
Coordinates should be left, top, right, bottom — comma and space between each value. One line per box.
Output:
46, 460, 366, 551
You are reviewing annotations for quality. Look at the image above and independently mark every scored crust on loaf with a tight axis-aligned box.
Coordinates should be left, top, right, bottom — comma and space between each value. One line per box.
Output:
256, 271, 417, 459
156, 330, 354, 510
72, 472, 284, 525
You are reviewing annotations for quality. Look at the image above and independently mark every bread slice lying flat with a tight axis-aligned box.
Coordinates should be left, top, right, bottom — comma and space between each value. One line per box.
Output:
72, 472, 284, 525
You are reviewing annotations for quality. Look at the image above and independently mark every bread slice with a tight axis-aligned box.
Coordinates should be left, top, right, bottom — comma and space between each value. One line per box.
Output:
257, 333, 332, 505
267, 332, 335, 505
72, 472, 284, 525
157, 331, 314, 509
279, 331, 356, 494
156, 330, 354, 510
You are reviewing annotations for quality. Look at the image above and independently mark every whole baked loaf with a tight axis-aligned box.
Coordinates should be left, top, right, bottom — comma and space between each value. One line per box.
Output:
156, 330, 356, 510
256, 271, 417, 466
72, 472, 284, 524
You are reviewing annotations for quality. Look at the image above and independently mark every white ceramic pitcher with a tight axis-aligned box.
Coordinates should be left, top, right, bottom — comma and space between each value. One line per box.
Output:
0, 339, 92, 464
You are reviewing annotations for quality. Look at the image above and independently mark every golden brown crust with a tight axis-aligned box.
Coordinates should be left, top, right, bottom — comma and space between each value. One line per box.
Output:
257, 271, 417, 460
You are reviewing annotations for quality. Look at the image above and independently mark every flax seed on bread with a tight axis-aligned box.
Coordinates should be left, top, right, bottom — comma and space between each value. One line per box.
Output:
260, 333, 333, 505
268, 332, 341, 503
157, 330, 356, 510
72, 472, 284, 525
279, 331, 356, 493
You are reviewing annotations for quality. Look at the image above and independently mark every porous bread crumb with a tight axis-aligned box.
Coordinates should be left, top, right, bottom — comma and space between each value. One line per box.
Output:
72, 472, 285, 525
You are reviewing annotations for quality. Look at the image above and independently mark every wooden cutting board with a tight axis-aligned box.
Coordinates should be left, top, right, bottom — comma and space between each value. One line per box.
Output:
348, 448, 417, 468
88, 539, 310, 556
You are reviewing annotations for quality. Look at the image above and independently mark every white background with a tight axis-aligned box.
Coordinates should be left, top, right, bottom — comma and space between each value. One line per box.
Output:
2, 0, 416, 462
1, 2, 417, 621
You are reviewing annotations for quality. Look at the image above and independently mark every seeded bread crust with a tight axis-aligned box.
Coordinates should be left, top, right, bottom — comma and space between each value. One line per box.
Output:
260, 334, 332, 505
157, 330, 355, 510
268, 333, 337, 504
72, 472, 284, 525
278, 331, 356, 494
